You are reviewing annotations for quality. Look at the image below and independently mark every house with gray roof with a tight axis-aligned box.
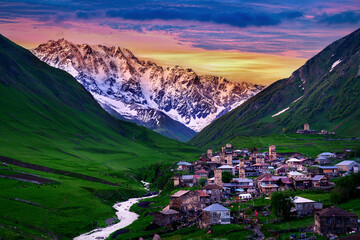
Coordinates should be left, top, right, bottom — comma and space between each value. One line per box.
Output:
311, 175, 330, 188
335, 160, 359, 172
201, 204, 230, 228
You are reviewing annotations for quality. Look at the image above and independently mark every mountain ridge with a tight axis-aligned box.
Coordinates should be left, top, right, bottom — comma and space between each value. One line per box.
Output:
190, 27, 360, 149
31, 39, 264, 141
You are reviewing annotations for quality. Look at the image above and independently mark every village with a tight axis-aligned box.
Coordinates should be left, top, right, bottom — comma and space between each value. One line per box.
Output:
148, 125, 360, 240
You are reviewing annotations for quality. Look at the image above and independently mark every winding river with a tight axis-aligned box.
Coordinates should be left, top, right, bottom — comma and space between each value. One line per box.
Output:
74, 181, 157, 240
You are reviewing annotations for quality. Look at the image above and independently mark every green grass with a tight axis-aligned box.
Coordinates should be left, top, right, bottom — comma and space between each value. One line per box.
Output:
277, 231, 328, 240
0, 34, 201, 239
161, 224, 252, 240
294, 190, 332, 206
264, 216, 314, 231
338, 198, 360, 217
224, 134, 360, 158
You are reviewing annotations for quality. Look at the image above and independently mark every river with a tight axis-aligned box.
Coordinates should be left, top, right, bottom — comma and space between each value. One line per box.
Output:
74, 181, 157, 240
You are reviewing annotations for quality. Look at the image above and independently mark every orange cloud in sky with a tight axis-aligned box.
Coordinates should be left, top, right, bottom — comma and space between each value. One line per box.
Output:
137, 50, 306, 85
2, 18, 306, 85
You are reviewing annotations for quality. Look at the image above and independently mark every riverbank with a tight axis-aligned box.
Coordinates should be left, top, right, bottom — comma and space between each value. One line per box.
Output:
74, 182, 158, 240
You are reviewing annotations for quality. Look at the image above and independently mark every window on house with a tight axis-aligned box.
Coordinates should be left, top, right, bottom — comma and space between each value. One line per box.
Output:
346, 218, 350, 224
327, 218, 331, 224
337, 218, 341, 224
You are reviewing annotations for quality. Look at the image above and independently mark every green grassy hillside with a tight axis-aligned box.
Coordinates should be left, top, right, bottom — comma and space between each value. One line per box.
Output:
0, 34, 200, 239
190, 28, 360, 149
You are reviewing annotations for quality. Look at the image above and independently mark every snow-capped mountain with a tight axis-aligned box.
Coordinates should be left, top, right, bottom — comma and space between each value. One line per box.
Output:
32, 39, 264, 139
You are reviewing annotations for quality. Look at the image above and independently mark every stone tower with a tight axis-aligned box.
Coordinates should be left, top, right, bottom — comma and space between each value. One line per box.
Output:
207, 149, 213, 158
269, 145, 276, 161
226, 154, 233, 165
174, 175, 180, 187
238, 160, 245, 179
214, 169, 223, 186
304, 123, 310, 131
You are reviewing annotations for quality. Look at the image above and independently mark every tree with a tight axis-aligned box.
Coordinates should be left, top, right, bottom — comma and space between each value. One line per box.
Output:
199, 177, 207, 187
330, 171, 360, 204
222, 171, 235, 183
271, 191, 294, 220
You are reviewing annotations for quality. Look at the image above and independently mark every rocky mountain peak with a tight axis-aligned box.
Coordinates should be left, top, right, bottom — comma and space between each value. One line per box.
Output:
32, 39, 265, 135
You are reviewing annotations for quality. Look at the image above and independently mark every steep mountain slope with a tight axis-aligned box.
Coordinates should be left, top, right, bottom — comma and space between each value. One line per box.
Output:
32, 39, 264, 140
190, 28, 360, 148
0, 34, 199, 239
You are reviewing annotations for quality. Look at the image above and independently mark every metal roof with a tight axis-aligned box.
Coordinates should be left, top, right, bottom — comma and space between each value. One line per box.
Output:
203, 203, 229, 212
288, 171, 305, 176
311, 175, 325, 181
177, 161, 192, 166
218, 165, 235, 169
287, 158, 302, 162
293, 196, 315, 204
232, 178, 253, 183
336, 160, 357, 166
160, 209, 179, 215
171, 190, 189, 197
319, 166, 338, 169
181, 175, 194, 180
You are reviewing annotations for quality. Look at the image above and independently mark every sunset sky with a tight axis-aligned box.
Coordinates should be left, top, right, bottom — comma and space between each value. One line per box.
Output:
0, 0, 359, 85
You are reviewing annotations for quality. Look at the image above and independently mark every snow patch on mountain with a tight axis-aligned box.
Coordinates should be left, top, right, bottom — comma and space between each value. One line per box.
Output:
292, 96, 303, 103
330, 59, 342, 72
272, 107, 290, 117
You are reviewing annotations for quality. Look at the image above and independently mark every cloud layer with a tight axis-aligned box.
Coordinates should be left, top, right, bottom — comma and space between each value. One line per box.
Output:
0, 0, 359, 83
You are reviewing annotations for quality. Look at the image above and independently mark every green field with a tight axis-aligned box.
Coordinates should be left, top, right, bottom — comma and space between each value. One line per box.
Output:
162, 224, 252, 240
217, 134, 360, 158
0, 34, 201, 239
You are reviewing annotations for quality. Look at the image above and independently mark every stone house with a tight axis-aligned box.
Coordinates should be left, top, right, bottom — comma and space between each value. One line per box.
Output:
312, 175, 330, 188
232, 178, 254, 188
292, 196, 316, 217
286, 158, 304, 169
202, 184, 223, 203
273, 176, 292, 189
275, 164, 291, 175
319, 166, 338, 177
317, 152, 336, 159
170, 190, 200, 212
201, 204, 230, 228
258, 175, 279, 194
252, 163, 269, 173
153, 209, 179, 227
176, 161, 192, 170
218, 165, 235, 175
180, 175, 198, 187
335, 161, 359, 172
315, 206, 358, 235
195, 169, 208, 177
291, 176, 312, 190
245, 167, 259, 177
195, 190, 210, 209
315, 156, 331, 165
287, 171, 305, 178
